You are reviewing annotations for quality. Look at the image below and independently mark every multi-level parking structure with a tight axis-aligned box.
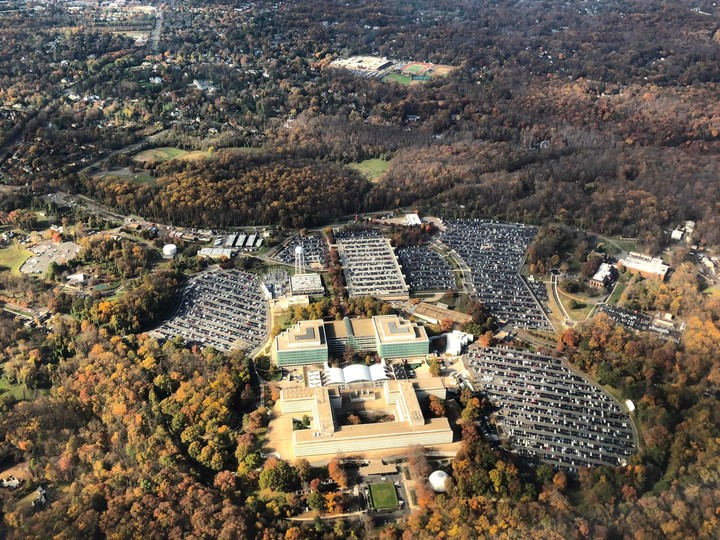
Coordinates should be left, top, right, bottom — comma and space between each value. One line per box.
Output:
466, 347, 635, 473
439, 220, 553, 330
154, 269, 268, 353
336, 236, 409, 300
397, 246, 455, 292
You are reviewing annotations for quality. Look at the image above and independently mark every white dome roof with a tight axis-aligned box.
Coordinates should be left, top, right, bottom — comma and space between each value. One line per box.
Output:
428, 470, 450, 492
294, 245, 305, 255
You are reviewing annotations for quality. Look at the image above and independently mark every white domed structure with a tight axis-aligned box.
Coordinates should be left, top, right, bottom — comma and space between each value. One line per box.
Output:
162, 244, 177, 259
294, 245, 305, 255
428, 470, 450, 492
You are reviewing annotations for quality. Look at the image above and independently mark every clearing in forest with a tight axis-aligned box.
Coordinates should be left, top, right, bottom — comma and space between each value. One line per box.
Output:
349, 158, 390, 182
0, 247, 32, 275
133, 147, 188, 163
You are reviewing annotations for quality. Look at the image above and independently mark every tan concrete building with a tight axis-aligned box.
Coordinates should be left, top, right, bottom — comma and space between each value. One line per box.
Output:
280, 379, 453, 457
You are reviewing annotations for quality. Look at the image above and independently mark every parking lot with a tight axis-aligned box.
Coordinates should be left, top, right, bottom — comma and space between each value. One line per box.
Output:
397, 246, 454, 292
439, 220, 552, 330
336, 234, 409, 300
597, 304, 650, 331
20, 241, 82, 275
154, 269, 268, 353
274, 235, 328, 269
466, 347, 635, 472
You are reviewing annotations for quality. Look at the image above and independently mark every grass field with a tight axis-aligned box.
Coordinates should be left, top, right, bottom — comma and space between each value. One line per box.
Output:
133, 147, 188, 163
608, 281, 627, 304
383, 73, 413, 85
349, 158, 390, 182
706, 284, 720, 298
95, 168, 156, 185
0, 377, 48, 401
369, 482, 399, 510
0, 246, 32, 274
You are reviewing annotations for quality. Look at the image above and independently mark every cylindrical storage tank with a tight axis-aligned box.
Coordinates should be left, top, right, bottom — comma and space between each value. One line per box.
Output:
163, 244, 178, 259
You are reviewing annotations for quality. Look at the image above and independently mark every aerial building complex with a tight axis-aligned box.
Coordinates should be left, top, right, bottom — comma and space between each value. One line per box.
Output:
272, 315, 429, 366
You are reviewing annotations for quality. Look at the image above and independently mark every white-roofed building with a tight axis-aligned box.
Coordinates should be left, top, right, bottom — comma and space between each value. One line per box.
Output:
441, 330, 474, 356
618, 252, 669, 280
324, 363, 391, 385
405, 214, 422, 226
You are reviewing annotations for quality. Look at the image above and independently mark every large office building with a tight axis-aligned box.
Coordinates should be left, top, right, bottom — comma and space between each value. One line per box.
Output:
273, 319, 328, 366
272, 315, 429, 366
280, 379, 453, 457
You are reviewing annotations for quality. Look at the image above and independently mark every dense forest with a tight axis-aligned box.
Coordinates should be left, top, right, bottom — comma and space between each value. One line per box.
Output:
0, 0, 717, 244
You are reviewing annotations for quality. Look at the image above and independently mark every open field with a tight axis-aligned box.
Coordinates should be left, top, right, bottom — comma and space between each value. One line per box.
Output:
608, 281, 627, 304
383, 73, 413, 85
369, 482, 399, 510
95, 168, 155, 185
0, 247, 32, 274
0, 378, 49, 401
349, 158, 390, 182
558, 289, 596, 321
430, 64, 457, 76
135, 146, 262, 165
133, 147, 188, 163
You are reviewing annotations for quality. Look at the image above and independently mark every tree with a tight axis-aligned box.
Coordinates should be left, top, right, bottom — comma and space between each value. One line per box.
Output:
428, 358, 442, 377
327, 457, 349, 489
307, 491, 325, 512
259, 458, 300, 492
428, 395, 446, 417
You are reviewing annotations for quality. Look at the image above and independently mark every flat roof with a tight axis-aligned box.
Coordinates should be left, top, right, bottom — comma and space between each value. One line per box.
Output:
275, 320, 326, 352
413, 303, 472, 324
294, 416, 452, 443
619, 252, 669, 277
591, 263, 614, 282
373, 315, 428, 344
324, 317, 375, 340
290, 273, 323, 293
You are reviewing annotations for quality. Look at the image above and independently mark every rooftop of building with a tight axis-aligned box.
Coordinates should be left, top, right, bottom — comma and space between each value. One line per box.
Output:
591, 262, 615, 282
275, 319, 326, 352
373, 315, 428, 344
412, 302, 472, 324
619, 252, 669, 276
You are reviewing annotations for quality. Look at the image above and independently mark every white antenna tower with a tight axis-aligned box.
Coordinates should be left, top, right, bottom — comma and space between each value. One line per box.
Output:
294, 244, 306, 275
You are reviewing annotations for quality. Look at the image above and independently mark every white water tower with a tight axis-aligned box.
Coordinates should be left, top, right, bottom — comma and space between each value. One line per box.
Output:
294, 244, 305, 275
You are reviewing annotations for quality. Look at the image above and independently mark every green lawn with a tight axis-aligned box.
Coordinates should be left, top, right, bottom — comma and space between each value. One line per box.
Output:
369, 482, 399, 510
0, 246, 32, 274
382, 73, 413, 85
348, 158, 390, 182
608, 281, 627, 305
0, 377, 48, 402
